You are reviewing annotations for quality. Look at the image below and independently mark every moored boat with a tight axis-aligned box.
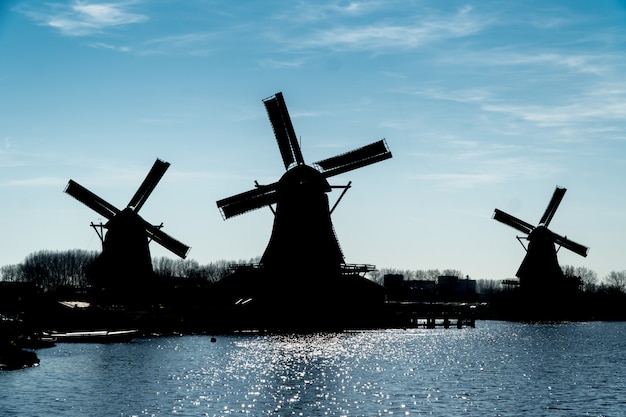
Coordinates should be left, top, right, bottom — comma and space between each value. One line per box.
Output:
48, 329, 138, 343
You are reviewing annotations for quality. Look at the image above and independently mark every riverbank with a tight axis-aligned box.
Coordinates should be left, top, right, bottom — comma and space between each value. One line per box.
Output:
2, 280, 626, 341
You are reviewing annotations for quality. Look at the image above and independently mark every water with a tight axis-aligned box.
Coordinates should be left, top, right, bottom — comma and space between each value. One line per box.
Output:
1, 321, 625, 416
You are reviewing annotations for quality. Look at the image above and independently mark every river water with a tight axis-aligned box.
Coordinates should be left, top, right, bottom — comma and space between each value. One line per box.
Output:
1, 321, 625, 416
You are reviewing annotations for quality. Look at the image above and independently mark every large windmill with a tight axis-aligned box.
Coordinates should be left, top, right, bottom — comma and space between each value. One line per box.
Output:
65, 159, 190, 300
214, 92, 392, 329
493, 186, 589, 293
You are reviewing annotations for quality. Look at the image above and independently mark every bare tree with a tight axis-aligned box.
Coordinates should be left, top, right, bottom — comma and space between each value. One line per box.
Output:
605, 270, 626, 293
476, 279, 502, 294
562, 265, 598, 292
0, 264, 24, 282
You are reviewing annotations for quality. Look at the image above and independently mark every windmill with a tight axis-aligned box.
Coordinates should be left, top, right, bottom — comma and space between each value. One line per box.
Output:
492, 186, 589, 293
214, 92, 392, 329
65, 159, 190, 300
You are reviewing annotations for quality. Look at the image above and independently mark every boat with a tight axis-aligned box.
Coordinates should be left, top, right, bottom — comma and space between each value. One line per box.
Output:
48, 329, 138, 343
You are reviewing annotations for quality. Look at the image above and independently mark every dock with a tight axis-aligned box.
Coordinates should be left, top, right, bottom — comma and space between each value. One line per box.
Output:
384, 301, 478, 329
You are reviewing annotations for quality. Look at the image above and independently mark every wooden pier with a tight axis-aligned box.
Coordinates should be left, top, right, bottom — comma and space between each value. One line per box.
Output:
384, 301, 478, 329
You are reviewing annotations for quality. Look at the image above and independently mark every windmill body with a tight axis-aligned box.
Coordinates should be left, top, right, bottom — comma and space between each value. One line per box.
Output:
493, 186, 589, 296
261, 164, 343, 275
90, 208, 154, 289
515, 226, 564, 289
65, 159, 190, 303
215, 92, 392, 330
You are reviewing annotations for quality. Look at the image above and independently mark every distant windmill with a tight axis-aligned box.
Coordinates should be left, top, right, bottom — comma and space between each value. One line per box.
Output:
217, 92, 392, 276
65, 159, 190, 296
493, 186, 589, 291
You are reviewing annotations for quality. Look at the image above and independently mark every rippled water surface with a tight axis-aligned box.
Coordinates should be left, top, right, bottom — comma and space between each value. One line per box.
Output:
2, 321, 626, 416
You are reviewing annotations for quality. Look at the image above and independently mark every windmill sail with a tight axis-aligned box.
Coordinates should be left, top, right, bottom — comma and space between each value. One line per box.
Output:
144, 221, 190, 259
552, 232, 589, 257
315, 139, 392, 178
217, 184, 279, 219
492, 209, 535, 235
66, 160, 190, 260
65, 180, 120, 220
539, 186, 566, 226
128, 159, 170, 212
264, 92, 304, 170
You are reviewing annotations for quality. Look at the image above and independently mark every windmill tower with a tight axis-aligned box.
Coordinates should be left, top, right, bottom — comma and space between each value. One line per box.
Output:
493, 186, 589, 294
215, 92, 392, 329
65, 159, 190, 302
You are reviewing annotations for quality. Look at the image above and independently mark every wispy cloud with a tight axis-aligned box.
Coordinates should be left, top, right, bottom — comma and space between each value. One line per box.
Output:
411, 172, 502, 189
406, 76, 626, 137
483, 84, 626, 128
444, 49, 611, 76
258, 58, 306, 69
88, 42, 131, 52
275, 1, 387, 23
409, 149, 567, 189
16, 1, 148, 36
407, 87, 495, 105
140, 32, 218, 56
277, 6, 489, 52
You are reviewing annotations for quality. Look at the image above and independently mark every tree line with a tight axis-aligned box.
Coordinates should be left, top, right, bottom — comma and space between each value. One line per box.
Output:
371, 264, 626, 295
0, 250, 258, 291
2, 249, 626, 296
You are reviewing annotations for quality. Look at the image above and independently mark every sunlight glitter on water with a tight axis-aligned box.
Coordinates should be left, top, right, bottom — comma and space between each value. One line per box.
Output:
3, 322, 626, 416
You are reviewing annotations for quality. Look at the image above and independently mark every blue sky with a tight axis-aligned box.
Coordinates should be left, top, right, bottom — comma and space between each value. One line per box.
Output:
2, 0, 626, 281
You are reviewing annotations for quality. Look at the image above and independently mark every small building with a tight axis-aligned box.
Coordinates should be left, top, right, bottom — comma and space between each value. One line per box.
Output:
437, 275, 477, 301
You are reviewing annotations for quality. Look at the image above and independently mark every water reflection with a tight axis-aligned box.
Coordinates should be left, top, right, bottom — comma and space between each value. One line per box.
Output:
3, 322, 626, 416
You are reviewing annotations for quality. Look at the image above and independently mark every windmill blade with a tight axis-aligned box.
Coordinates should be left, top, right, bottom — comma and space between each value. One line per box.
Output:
144, 221, 190, 259
539, 186, 566, 226
314, 139, 392, 178
127, 159, 171, 212
263, 92, 305, 170
216, 183, 279, 219
552, 232, 589, 258
493, 209, 535, 235
65, 180, 120, 220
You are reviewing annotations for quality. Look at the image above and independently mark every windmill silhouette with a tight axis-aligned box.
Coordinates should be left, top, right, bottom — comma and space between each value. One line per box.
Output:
214, 92, 392, 330
493, 186, 589, 293
65, 159, 190, 301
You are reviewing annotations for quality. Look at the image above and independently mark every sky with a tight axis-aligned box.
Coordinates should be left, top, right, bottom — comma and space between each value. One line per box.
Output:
2, 0, 626, 281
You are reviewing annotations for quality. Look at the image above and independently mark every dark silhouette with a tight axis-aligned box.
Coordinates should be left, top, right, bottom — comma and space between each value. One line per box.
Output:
64, 159, 190, 305
213, 92, 392, 331
0, 314, 40, 370
492, 186, 589, 319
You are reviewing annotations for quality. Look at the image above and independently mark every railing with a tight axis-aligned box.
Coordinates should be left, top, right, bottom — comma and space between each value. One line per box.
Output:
228, 263, 376, 275
228, 263, 262, 272
341, 264, 376, 275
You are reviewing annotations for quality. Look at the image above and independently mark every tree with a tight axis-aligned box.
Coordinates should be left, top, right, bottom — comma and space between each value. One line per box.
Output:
0, 264, 25, 282
605, 270, 626, 293
476, 279, 502, 294
562, 265, 598, 292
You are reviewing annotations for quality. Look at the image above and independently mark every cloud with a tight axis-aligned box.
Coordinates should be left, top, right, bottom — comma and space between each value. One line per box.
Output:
275, 1, 386, 23
141, 32, 218, 56
444, 50, 610, 76
411, 172, 502, 189
408, 87, 494, 105
16, 1, 148, 36
88, 42, 131, 52
483, 84, 626, 128
258, 58, 306, 69
277, 5, 488, 52
406, 76, 626, 136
